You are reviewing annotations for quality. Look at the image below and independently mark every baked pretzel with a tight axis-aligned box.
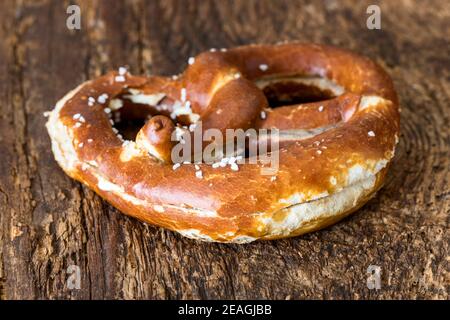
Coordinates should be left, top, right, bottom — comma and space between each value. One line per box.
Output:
46, 43, 400, 243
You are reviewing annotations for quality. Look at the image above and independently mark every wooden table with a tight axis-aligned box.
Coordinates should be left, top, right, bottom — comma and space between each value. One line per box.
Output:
0, 0, 448, 299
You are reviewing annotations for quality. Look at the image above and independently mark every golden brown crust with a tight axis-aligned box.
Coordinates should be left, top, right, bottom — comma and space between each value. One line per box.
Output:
46, 43, 400, 243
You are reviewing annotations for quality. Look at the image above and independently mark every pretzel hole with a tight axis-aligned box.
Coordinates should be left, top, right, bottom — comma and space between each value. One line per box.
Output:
109, 101, 149, 140
107, 93, 166, 140
261, 82, 335, 108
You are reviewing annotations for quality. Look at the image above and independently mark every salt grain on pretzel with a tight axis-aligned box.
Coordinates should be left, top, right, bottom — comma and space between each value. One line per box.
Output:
46, 43, 399, 243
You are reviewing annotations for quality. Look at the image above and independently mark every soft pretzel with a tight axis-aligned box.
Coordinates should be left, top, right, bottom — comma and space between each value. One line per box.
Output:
46, 44, 400, 243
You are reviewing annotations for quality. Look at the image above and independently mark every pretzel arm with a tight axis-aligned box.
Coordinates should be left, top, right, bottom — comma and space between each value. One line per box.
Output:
257, 93, 361, 130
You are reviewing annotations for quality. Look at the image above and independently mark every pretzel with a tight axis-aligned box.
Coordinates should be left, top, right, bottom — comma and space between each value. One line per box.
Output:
46, 44, 400, 243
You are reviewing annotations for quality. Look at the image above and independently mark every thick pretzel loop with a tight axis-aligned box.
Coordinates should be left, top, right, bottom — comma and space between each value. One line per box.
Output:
46, 44, 399, 243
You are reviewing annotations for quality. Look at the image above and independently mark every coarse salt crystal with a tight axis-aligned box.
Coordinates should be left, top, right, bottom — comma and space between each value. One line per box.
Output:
180, 88, 187, 102
172, 163, 181, 170
230, 163, 239, 171
97, 93, 108, 104
195, 170, 203, 179
259, 64, 268, 71
260, 111, 267, 119
115, 75, 125, 82
368, 131, 376, 137
118, 67, 127, 75
318, 106, 324, 112
188, 57, 195, 65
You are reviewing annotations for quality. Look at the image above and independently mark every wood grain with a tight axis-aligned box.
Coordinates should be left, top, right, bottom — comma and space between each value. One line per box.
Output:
0, 0, 448, 299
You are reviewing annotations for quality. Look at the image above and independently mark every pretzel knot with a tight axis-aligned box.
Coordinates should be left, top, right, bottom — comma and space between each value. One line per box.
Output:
46, 44, 400, 243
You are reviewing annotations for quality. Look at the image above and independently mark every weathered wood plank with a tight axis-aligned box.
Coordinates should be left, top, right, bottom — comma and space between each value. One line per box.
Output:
0, 0, 448, 299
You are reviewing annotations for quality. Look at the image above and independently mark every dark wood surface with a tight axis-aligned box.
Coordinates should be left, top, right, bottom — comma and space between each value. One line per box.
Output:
0, 0, 448, 299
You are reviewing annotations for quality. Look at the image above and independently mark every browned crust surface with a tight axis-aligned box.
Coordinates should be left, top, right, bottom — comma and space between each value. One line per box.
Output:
47, 43, 400, 242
